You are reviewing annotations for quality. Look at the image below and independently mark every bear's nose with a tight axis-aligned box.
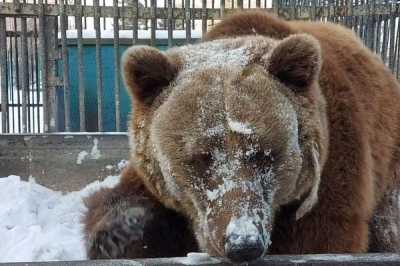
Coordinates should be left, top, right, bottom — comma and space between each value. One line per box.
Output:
224, 233, 265, 263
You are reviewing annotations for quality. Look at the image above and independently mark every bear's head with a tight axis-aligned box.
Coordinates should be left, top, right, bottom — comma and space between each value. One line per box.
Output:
122, 34, 329, 262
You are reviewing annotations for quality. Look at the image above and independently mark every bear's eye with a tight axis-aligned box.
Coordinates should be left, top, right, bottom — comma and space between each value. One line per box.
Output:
246, 151, 274, 164
189, 152, 213, 170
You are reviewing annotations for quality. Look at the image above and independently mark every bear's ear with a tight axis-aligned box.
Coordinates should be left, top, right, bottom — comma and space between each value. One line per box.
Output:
122, 46, 180, 103
266, 34, 321, 93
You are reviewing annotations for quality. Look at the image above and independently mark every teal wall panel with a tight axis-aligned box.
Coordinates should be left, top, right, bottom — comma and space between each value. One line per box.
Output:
59, 43, 168, 132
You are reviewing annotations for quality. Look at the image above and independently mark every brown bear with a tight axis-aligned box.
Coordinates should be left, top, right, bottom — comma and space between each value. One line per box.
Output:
83, 11, 400, 263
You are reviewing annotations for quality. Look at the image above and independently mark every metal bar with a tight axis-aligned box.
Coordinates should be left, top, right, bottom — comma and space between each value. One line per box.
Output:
150, 0, 156, 46
131, 0, 138, 45
76, 0, 86, 131
237, 0, 243, 9
9, 35, 15, 133
185, 0, 191, 43
168, 0, 173, 47
94, 0, 103, 132
395, 15, 400, 77
28, 28, 34, 132
38, 0, 48, 132
220, 0, 225, 18
0, 4, 287, 19
33, 16, 41, 132
45, 15, 58, 132
60, 0, 71, 131
202, 0, 207, 38
192, 0, 195, 30
113, 0, 120, 131
0, 16, 7, 133
14, 17, 21, 133
20, 11, 29, 133
388, 4, 396, 71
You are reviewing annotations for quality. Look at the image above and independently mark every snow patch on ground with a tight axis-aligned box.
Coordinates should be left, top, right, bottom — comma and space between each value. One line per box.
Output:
0, 175, 120, 262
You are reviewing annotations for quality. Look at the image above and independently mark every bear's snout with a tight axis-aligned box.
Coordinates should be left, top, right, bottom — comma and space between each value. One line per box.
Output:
225, 233, 265, 263
223, 216, 267, 263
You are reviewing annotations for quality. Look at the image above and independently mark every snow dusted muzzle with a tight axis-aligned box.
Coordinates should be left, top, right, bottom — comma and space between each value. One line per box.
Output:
224, 216, 266, 263
204, 180, 273, 263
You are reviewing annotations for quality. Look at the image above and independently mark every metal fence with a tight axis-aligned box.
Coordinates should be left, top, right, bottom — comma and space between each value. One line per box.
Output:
0, 0, 399, 133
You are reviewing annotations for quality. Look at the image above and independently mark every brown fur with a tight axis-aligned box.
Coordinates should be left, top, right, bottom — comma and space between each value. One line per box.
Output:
205, 10, 400, 253
83, 10, 400, 260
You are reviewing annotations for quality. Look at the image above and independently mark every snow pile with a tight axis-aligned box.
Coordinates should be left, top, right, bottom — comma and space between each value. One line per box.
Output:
0, 175, 120, 262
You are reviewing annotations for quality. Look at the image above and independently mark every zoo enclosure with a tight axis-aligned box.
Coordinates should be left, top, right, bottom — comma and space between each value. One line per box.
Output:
0, 0, 399, 134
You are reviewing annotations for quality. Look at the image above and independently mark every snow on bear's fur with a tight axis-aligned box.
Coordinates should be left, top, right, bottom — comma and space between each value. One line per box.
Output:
83, 11, 400, 263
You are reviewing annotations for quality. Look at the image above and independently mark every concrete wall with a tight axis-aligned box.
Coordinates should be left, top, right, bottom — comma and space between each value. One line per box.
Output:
0, 133, 130, 191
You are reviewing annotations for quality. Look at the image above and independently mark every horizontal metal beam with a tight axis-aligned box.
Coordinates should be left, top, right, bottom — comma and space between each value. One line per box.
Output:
0, 3, 399, 19
0, 3, 259, 19
2, 253, 400, 265
0, 133, 130, 191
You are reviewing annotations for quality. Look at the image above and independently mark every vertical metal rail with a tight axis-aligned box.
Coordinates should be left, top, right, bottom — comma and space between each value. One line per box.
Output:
19, 0, 28, 133
0, 17, 7, 133
60, 0, 71, 131
202, 0, 207, 38
151, 0, 156, 46
395, 15, 400, 78
185, 0, 191, 43
168, 0, 173, 47
94, 0, 103, 131
220, 0, 225, 18
113, 0, 121, 131
38, 0, 49, 132
388, 2, 396, 71
211, 0, 214, 27
237, 0, 243, 9
29, 30, 34, 132
76, 0, 86, 131
9, 35, 15, 133
132, 0, 138, 45
191, 0, 195, 30
33, 15, 41, 132
13, 17, 21, 133
47, 15, 58, 132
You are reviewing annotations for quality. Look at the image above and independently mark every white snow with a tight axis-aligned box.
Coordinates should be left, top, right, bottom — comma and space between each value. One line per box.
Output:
175, 252, 221, 265
76, 151, 89, 165
0, 175, 120, 263
76, 138, 102, 165
227, 116, 253, 135
226, 216, 259, 241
